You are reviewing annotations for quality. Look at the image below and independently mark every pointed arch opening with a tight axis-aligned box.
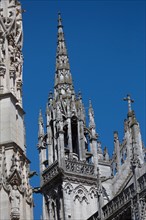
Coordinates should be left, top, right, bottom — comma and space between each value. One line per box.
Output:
71, 116, 79, 156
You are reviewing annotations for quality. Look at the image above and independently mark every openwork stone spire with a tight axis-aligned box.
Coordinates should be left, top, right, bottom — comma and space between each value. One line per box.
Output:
38, 12, 146, 220
54, 12, 74, 99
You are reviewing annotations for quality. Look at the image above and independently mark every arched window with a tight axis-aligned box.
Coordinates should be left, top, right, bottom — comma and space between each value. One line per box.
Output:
63, 124, 68, 148
71, 116, 79, 155
50, 119, 55, 162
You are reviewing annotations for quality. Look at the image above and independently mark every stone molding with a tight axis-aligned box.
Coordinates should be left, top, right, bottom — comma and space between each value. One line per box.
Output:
64, 159, 95, 176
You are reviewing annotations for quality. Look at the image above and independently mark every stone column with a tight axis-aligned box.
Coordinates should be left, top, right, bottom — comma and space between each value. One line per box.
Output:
47, 125, 53, 165
0, 65, 6, 93
123, 118, 132, 167
91, 137, 98, 175
114, 131, 121, 173
77, 120, 85, 161
16, 79, 22, 106
39, 148, 46, 178
58, 123, 64, 167
9, 67, 15, 94
67, 117, 73, 157
53, 110, 57, 161
131, 123, 144, 164
66, 101, 73, 158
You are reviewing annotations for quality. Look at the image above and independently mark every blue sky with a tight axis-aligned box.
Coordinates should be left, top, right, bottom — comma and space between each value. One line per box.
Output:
21, 0, 145, 218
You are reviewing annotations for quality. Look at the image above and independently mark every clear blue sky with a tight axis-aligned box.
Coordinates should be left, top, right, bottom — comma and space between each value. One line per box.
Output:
21, 0, 145, 219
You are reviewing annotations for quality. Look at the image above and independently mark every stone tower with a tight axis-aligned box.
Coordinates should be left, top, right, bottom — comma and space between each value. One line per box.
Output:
0, 1, 33, 219
38, 13, 100, 220
38, 13, 146, 220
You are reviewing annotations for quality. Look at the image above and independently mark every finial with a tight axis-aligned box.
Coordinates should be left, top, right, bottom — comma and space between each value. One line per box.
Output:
103, 147, 109, 161
89, 99, 96, 130
89, 100, 94, 115
58, 11, 62, 27
39, 109, 43, 123
89, 100, 94, 116
114, 131, 119, 140
46, 103, 49, 115
97, 141, 103, 154
48, 91, 53, 100
123, 94, 134, 112
89, 99, 92, 108
78, 90, 82, 100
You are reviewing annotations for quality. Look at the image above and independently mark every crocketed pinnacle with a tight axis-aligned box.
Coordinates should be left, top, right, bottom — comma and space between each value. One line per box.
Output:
38, 109, 43, 124
54, 12, 74, 95
89, 100, 96, 129
38, 109, 45, 138
57, 12, 68, 57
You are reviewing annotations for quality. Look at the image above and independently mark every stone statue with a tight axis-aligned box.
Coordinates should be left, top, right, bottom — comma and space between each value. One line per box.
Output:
15, 50, 23, 80
0, 34, 5, 63
8, 37, 15, 64
15, 2, 23, 49
10, 185, 20, 215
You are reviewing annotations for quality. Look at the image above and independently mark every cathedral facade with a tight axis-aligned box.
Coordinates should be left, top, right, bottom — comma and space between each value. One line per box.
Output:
0, 1, 146, 220
38, 13, 146, 220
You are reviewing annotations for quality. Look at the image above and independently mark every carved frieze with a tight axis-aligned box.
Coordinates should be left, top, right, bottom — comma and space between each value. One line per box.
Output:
63, 182, 73, 195
65, 160, 94, 176
42, 161, 59, 184
73, 185, 89, 204
9, 184, 20, 220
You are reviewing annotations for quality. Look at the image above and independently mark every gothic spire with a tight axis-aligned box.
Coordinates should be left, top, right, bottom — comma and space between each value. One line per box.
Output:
54, 12, 74, 98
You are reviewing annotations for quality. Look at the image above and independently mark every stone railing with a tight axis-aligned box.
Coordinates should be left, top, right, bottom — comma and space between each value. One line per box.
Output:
138, 173, 146, 193
64, 159, 95, 176
102, 184, 134, 219
42, 159, 95, 185
42, 161, 59, 184
88, 172, 146, 220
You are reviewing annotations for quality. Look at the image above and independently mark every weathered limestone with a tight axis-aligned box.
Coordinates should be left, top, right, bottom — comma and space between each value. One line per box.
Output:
89, 95, 146, 220
38, 13, 146, 220
38, 13, 99, 220
0, 1, 33, 219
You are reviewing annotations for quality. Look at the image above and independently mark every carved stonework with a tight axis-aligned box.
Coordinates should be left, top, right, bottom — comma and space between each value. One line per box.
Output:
0, 1, 33, 219
73, 185, 89, 204
43, 161, 59, 184
65, 160, 94, 176
26, 186, 33, 205
0, 63, 6, 92
140, 198, 146, 220
89, 187, 97, 199
9, 185, 20, 220
63, 182, 73, 195
0, 0, 23, 98
8, 170, 22, 187
39, 12, 146, 220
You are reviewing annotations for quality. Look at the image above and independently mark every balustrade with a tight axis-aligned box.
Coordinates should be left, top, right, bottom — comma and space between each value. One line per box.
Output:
64, 159, 94, 176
